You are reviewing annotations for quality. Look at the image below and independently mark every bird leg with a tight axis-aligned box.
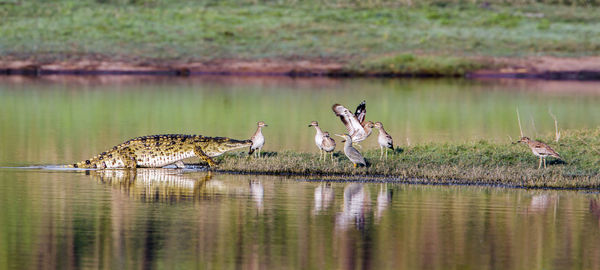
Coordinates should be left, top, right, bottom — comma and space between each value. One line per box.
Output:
330, 152, 334, 162
544, 157, 547, 168
538, 157, 542, 169
380, 145, 384, 160
385, 148, 388, 160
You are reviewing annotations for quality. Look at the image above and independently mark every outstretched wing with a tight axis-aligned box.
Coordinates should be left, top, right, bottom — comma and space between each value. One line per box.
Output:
332, 104, 365, 136
354, 100, 366, 124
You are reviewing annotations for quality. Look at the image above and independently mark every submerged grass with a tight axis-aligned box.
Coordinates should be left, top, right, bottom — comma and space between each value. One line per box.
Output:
214, 128, 600, 189
1, 1, 600, 75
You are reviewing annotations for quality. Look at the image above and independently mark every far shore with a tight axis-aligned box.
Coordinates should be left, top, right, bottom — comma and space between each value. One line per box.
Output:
2, 56, 600, 80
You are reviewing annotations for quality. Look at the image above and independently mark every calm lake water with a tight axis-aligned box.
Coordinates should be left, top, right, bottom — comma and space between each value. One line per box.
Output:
1, 76, 600, 269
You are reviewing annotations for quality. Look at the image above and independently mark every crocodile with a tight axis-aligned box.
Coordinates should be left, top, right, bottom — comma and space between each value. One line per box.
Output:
70, 134, 252, 169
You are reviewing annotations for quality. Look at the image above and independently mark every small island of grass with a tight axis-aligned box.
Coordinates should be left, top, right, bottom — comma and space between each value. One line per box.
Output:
213, 128, 600, 189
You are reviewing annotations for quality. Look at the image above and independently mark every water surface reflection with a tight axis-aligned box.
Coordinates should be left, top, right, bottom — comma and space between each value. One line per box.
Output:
3, 78, 600, 166
1, 168, 600, 269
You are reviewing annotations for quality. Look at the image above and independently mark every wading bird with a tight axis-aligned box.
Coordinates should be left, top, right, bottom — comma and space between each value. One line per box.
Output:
332, 101, 373, 144
308, 121, 325, 159
249, 121, 267, 158
516, 136, 561, 169
321, 132, 336, 162
374, 122, 394, 160
335, 134, 366, 168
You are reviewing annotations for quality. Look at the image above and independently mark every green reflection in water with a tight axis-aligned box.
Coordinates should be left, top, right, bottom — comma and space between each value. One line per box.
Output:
1, 77, 600, 167
2, 78, 600, 269
1, 168, 599, 269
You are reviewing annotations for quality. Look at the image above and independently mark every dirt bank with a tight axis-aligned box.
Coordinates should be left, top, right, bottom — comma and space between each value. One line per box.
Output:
1, 56, 600, 79
469, 56, 600, 80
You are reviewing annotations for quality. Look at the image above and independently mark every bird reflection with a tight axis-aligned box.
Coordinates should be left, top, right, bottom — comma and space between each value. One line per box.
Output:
375, 184, 392, 223
336, 184, 371, 231
313, 183, 334, 215
589, 198, 600, 229
527, 193, 557, 213
250, 180, 264, 211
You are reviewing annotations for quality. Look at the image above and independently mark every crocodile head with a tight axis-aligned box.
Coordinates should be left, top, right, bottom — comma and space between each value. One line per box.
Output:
203, 137, 253, 157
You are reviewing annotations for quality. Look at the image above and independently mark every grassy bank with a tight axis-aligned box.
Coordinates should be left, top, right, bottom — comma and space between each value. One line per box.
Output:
1, 1, 600, 75
213, 128, 600, 189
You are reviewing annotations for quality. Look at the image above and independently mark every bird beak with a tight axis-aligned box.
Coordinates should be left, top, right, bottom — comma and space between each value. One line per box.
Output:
308, 125, 312, 127
264, 124, 268, 127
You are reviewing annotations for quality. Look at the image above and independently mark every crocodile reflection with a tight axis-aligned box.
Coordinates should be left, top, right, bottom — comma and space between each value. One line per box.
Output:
86, 169, 253, 202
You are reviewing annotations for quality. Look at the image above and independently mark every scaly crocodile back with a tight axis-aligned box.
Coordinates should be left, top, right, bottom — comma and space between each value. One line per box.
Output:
70, 134, 252, 169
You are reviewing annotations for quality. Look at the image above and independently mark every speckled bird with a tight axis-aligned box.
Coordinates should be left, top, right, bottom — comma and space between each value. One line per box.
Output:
249, 121, 267, 158
70, 134, 252, 169
374, 122, 394, 160
321, 132, 336, 162
517, 136, 562, 169
308, 121, 325, 159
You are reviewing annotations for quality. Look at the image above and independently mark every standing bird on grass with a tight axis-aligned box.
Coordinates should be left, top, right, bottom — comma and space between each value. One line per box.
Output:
516, 136, 562, 169
308, 121, 325, 159
332, 101, 373, 144
321, 132, 336, 162
249, 121, 267, 158
335, 134, 366, 168
374, 122, 394, 160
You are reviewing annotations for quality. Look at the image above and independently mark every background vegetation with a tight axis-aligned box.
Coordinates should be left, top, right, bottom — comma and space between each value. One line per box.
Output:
1, 0, 599, 74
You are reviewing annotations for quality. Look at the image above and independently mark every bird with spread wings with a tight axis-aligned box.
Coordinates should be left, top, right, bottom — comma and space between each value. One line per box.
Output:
332, 101, 374, 144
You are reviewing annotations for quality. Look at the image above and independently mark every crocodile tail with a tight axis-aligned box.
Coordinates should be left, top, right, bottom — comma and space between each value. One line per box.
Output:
62, 161, 85, 168
71, 159, 92, 168
70, 151, 112, 169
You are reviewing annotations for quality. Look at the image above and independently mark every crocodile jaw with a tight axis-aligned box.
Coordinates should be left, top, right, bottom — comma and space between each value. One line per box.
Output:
204, 139, 253, 157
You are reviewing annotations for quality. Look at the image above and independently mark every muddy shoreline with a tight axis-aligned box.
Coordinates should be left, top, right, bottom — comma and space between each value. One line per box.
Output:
215, 169, 599, 191
2, 56, 600, 80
